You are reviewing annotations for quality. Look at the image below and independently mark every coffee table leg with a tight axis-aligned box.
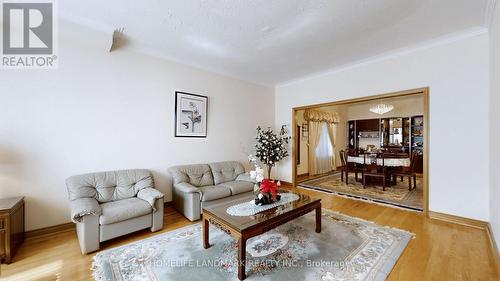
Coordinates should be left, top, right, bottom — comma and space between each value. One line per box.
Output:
238, 237, 246, 280
315, 204, 322, 233
203, 217, 210, 249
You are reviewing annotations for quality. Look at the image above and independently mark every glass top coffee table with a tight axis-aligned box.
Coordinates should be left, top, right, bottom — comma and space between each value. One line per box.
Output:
202, 191, 321, 280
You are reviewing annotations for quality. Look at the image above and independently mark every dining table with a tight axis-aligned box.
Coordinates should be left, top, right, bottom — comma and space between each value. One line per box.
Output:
347, 155, 410, 167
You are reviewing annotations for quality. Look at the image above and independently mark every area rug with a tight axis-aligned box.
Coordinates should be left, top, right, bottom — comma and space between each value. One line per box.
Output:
92, 210, 413, 281
299, 173, 423, 211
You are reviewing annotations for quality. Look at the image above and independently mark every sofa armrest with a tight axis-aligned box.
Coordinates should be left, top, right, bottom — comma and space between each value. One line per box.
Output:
236, 173, 257, 183
70, 198, 101, 223
137, 187, 164, 211
174, 182, 200, 194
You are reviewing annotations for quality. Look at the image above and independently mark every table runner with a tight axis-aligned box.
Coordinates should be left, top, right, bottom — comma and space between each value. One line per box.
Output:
347, 155, 410, 167
226, 193, 300, 216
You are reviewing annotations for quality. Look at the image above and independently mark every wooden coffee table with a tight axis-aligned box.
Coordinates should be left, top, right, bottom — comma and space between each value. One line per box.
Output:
202, 191, 321, 280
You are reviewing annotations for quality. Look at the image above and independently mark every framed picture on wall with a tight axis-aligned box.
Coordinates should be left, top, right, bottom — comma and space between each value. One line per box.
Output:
175, 91, 208, 138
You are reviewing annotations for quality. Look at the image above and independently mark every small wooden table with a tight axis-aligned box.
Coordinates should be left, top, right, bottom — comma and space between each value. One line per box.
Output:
202, 192, 321, 280
0, 196, 25, 264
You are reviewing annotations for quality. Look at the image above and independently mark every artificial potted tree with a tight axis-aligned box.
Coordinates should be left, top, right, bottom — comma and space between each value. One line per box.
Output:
249, 125, 291, 205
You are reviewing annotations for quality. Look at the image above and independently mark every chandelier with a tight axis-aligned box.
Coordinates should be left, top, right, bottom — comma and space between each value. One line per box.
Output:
369, 103, 394, 115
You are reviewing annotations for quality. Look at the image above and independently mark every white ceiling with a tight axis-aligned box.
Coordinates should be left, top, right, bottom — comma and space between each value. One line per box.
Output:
60, 0, 492, 86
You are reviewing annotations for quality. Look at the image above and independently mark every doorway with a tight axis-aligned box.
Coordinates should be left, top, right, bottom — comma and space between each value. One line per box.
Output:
292, 88, 429, 214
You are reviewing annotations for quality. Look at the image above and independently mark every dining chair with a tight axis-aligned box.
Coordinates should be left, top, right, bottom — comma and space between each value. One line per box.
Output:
339, 150, 364, 184
390, 152, 410, 182
339, 150, 349, 181
381, 152, 408, 183
347, 148, 358, 156
362, 153, 388, 190
382, 152, 408, 158
390, 151, 419, 190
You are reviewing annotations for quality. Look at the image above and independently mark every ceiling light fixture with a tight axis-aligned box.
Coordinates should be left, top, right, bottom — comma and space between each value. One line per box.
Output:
369, 103, 394, 115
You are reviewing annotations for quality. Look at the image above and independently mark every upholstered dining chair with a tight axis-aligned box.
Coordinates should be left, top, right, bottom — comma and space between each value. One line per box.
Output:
362, 153, 388, 190
390, 151, 419, 190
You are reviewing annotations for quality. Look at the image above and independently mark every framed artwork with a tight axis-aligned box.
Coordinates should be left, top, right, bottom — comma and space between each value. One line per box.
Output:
175, 91, 208, 138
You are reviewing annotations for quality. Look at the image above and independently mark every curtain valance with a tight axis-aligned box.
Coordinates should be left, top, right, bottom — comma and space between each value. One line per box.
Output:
303, 109, 340, 124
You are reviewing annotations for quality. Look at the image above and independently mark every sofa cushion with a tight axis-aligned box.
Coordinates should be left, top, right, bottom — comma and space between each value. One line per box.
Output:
99, 198, 152, 225
235, 173, 257, 183
66, 169, 154, 203
219, 181, 254, 195
209, 161, 245, 185
198, 186, 232, 202
168, 164, 214, 187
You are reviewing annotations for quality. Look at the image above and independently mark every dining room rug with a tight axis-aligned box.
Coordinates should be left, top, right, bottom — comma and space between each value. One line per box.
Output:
298, 173, 423, 211
92, 209, 413, 281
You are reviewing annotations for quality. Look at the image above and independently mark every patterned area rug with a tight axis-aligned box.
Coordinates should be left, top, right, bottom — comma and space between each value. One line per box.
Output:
92, 210, 413, 281
299, 173, 423, 211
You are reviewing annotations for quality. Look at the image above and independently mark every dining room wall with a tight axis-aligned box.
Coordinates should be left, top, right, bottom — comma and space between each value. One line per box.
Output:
346, 94, 424, 121
275, 31, 490, 221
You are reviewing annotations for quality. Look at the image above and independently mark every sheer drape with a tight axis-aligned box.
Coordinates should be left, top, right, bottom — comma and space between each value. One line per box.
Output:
308, 121, 322, 175
327, 123, 336, 169
307, 108, 338, 175
314, 123, 334, 174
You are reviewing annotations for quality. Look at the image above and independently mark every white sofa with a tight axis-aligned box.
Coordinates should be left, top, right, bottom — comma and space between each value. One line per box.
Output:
168, 161, 256, 221
66, 169, 164, 254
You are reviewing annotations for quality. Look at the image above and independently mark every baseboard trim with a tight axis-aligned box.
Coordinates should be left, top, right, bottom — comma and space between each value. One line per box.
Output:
428, 211, 488, 230
486, 223, 500, 276
26, 222, 75, 239
25, 203, 176, 239
279, 181, 292, 187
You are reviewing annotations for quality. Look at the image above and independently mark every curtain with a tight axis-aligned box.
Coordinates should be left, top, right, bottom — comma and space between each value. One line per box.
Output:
314, 123, 334, 174
303, 109, 340, 123
308, 121, 322, 175
327, 122, 336, 169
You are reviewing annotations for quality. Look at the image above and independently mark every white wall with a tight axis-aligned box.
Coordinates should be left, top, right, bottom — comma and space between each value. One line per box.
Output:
489, 2, 500, 250
276, 32, 490, 221
0, 22, 274, 231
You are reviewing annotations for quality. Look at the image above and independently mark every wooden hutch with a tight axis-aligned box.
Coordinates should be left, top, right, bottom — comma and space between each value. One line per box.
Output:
347, 115, 424, 173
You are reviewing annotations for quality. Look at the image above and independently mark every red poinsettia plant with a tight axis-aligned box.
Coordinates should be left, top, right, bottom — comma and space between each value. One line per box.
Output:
259, 179, 278, 201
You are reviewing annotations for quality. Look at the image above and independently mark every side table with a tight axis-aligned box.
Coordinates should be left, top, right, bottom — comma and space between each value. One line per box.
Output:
0, 196, 25, 264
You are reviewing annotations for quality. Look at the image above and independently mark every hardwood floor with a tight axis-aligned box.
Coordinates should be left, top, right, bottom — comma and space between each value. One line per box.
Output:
1, 186, 498, 281
296, 171, 338, 183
